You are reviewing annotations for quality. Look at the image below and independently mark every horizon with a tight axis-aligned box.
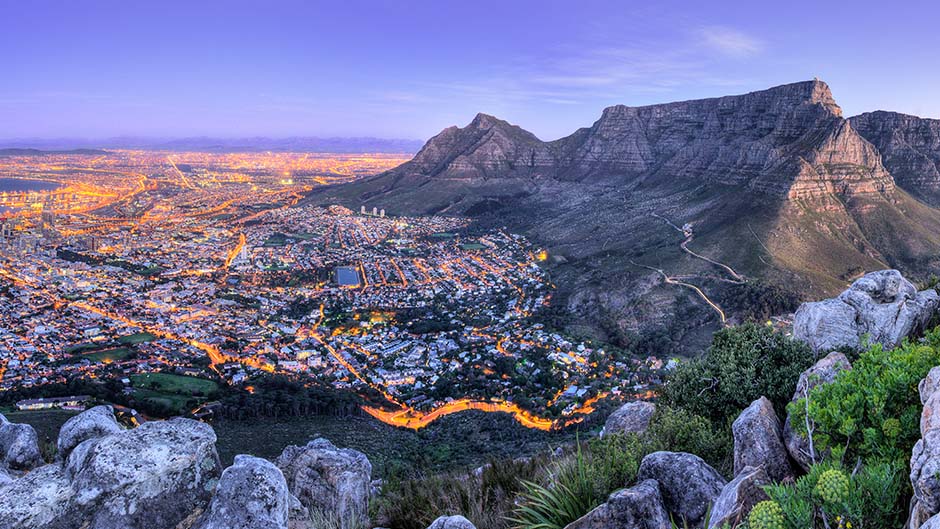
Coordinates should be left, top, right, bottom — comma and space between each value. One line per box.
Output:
4, 0, 940, 141
0, 78, 930, 149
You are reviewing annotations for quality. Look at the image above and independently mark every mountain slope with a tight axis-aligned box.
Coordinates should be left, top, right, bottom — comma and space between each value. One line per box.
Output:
310, 80, 940, 349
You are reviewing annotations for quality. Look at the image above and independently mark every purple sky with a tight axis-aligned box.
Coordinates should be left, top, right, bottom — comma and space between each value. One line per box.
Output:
2, 0, 938, 141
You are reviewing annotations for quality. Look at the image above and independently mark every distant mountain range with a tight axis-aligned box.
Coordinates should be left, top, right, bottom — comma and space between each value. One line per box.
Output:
0, 137, 424, 154
0, 148, 109, 156
310, 80, 940, 350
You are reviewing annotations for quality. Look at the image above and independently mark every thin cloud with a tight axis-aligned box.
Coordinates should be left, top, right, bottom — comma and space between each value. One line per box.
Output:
698, 26, 764, 57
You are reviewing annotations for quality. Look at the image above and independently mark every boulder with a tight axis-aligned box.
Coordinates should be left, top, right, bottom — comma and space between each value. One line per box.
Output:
275, 438, 372, 524
793, 270, 939, 352
0, 412, 44, 471
784, 352, 851, 470
195, 455, 290, 529
793, 352, 852, 399
637, 451, 727, 527
56, 405, 122, 460
792, 298, 859, 352
600, 401, 656, 437
0, 418, 221, 529
0, 464, 12, 486
707, 466, 771, 529
427, 515, 477, 529
732, 397, 792, 482
564, 479, 670, 529
71, 418, 221, 529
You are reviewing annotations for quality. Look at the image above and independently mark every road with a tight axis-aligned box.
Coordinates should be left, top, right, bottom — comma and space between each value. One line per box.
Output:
630, 260, 728, 324
652, 213, 745, 284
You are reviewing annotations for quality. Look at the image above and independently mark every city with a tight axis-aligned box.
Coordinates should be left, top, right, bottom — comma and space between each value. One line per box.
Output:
0, 150, 661, 431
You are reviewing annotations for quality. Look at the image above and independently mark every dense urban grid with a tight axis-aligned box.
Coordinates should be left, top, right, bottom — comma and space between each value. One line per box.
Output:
0, 151, 662, 430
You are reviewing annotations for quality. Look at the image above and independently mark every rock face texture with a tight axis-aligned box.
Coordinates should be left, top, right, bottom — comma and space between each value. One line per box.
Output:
732, 397, 793, 482
793, 269, 940, 352
377, 80, 893, 200
0, 412, 43, 471
565, 479, 670, 529
637, 451, 727, 527
600, 401, 656, 438
784, 352, 852, 470
708, 466, 772, 529
427, 515, 478, 529
56, 405, 123, 460
851, 111, 940, 206
0, 416, 221, 529
275, 438, 372, 524
909, 367, 940, 528
194, 455, 290, 529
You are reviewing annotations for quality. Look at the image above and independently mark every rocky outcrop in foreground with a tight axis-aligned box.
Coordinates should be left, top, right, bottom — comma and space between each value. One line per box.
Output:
637, 451, 727, 527
0, 412, 43, 471
909, 366, 940, 528
427, 515, 478, 529
565, 479, 670, 529
708, 465, 771, 529
56, 405, 123, 461
0, 407, 372, 529
599, 400, 656, 438
732, 397, 792, 482
783, 352, 852, 470
0, 415, 220, 529
194, 455, 290, 529
793, 269, 939, 352
275, 437, 372, 525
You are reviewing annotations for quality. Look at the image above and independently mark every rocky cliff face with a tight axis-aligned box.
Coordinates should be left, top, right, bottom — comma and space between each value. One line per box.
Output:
384, 80, 893, 201
850, 111, 940, 206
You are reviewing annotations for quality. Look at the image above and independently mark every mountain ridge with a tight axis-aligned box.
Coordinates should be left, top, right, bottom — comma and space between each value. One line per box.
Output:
309, 80, 940, 350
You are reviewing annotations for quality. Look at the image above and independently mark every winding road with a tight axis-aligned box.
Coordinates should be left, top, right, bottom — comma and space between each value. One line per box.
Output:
635, 214, 749, 324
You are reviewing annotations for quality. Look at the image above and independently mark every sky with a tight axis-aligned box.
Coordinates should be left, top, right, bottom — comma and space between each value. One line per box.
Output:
2, 0, 939, 142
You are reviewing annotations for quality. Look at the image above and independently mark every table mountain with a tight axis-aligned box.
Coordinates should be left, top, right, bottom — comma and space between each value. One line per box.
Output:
310, 80, 940, 350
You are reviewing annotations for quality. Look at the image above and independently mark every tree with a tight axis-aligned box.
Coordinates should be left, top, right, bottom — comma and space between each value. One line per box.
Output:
661, 323, 816, 426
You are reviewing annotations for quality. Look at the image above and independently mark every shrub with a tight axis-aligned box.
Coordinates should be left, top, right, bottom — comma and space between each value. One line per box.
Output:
661, 323, 816, 426
584, 431, 646, 499
644, 406, 733, 475
748, 500, 785, 529
509, 445, 596, 529
815, 469, 849, 504
763, 461, 905, 529
787, 328, 940, 467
